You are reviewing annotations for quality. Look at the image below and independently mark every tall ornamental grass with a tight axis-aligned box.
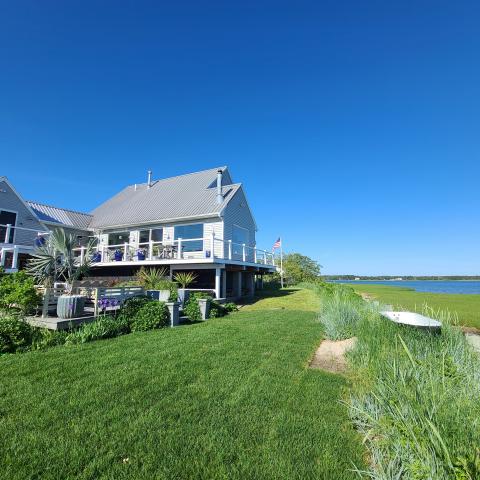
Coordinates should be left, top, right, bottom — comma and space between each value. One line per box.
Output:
347, 308, 480, 479
316, 284, 376, 340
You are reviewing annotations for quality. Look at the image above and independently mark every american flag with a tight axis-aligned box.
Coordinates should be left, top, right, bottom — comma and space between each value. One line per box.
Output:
272, 237, 281, 250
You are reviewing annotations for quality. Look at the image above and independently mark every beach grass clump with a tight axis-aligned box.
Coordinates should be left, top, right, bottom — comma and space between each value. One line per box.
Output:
347, 308, 480, 479
316, 283, 374, 340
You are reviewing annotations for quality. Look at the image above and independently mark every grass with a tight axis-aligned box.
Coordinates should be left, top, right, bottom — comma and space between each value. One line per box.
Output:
347, 310, 480, 479
346, 283, 480, 329
0, 287, 364, 480
312, 282, 480, 478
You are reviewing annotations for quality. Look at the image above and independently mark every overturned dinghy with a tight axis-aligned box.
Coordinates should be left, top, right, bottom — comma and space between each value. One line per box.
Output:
381, 311, 442, 332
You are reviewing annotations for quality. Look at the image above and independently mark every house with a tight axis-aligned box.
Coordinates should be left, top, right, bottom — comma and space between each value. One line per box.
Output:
0, 167, 276, 299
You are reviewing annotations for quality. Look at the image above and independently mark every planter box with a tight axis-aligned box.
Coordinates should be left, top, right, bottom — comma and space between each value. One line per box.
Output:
57, 295, 85, 319
177, 289, 190, 307
198, 298, 211, 320
146, 290, 170, 302
166, 301, 181, 326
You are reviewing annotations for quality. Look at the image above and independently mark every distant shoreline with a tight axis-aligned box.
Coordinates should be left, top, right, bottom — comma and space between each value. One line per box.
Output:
323, 276, 480, 281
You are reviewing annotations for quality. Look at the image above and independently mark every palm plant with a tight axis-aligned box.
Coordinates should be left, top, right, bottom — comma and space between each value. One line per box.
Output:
173, 271, 198, 289
136, 267, 169, 289
26, 228, 96, 294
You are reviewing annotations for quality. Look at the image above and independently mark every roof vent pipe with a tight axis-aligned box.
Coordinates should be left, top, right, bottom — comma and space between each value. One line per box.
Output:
216, 169, 223, 204
147, 170, 152, 189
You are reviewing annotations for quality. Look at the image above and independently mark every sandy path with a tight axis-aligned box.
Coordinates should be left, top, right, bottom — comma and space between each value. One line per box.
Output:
309, 337, 357, 373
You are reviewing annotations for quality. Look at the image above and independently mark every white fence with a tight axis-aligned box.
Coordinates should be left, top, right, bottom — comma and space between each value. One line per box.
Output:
36, 285, 146, 318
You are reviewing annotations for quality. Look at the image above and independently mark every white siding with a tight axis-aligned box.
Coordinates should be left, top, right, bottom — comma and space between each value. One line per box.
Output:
222, 187, 256, 261
0, 179, 44, 246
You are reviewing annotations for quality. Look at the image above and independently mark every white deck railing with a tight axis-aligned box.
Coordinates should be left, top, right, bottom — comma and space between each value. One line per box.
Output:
0, 223, 50, 270
0, 223, 276, 269
74, 236, 275, 266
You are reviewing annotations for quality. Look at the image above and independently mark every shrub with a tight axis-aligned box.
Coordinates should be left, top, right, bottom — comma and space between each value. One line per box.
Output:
31, 328, 68, 350
0, 271, 40, 314
65, 317, 129, 345
209, 301, 225, 318
223, 302, 238, 312
117, 296, 152, 323
0, 315, 34, 353
130, 302, 169, 332
183, 292, 212, 321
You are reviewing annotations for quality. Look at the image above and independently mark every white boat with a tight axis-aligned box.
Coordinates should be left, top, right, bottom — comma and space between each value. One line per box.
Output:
380, 311, 442, 331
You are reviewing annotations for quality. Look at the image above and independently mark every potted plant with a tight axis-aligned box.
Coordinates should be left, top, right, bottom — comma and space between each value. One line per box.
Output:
136, 267, 173, 301
173, 271, 198, 306
137, 248, 146, 261
113, 249, 123, 262
26, 228, 96, 319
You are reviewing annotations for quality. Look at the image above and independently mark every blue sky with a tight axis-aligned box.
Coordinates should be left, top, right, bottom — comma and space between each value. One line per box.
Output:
1, 1, 479, 275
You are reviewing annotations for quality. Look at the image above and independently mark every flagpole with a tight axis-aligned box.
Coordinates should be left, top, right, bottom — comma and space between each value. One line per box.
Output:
280, 237, 284, 288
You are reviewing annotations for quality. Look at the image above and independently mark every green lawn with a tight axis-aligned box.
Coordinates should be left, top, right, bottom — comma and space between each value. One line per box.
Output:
347, 283, 480, 329
0, 288, 364, 479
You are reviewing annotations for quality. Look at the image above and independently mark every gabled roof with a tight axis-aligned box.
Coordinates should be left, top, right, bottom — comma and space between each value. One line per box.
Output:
0, 176, 49, 232
27, 201, 93, 230
89, 166, 242, 229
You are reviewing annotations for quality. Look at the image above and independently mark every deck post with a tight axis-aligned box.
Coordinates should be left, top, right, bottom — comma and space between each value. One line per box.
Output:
254, 248, 257, 264
0, 248, 5, 267
209, 232, 215, 258
242, 244, 246, 262
93, 288, 99, 317
80, 246, 85, 264
124, 242, 128, 261
233, 271, 242, 298
101, 245, 106, 262
41, 287, 51, 318
215, 268, 221, 299
149, 240, 153, 260
5, 224, 11, 243
228, 240, 232, 259
264, 251, 267, 264
222, 269, 227, 298
177, 238, 182, 259
11, 246, 18, 269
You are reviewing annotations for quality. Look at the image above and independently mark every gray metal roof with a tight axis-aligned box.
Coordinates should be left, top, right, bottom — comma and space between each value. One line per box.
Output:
89, 166, 241, 229
27, 201, 93, 230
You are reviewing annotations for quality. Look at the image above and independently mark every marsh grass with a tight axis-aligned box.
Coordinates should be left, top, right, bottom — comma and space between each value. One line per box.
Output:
316, 284, 377, 340
346, 308, 480, 479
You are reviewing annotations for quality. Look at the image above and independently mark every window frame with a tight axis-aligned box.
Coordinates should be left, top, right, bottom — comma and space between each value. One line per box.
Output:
0, 209, 18, 244
174, 222, 204, 252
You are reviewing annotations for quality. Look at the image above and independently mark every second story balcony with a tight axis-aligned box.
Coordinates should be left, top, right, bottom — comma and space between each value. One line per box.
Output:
76, 235, 276, 269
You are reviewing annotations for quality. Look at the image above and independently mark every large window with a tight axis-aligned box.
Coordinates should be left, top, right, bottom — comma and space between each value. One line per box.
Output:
139, 228, 163, 245
0, 210, 17, 243
151, 228, 163, 242
232, 225, 248, 257
174, 223, 203, 252
139, 230, 150, 244
108, 231, 129, 246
